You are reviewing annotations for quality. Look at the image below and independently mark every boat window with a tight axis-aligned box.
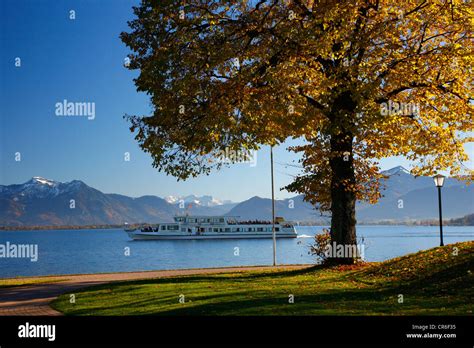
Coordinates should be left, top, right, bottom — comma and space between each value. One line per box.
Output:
206, 219, 211, 223
199, 218, 205, 222
167, 225, 179, 230
181, 228, 186, 232
213, 228, 219, 232
225, 228, 231, 232
219, 218, 225, 223
257, 228, 263, 232
275, 227, 280, 231
161, 226, 166, 230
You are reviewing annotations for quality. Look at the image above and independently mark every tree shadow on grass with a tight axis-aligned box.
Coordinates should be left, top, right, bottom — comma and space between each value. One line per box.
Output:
60, 290, 257, 316
137, 287, 401, 316
67, 265, 323, 295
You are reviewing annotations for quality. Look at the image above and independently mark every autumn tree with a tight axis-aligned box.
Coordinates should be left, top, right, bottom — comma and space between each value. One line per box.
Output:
121, 0, 473, 264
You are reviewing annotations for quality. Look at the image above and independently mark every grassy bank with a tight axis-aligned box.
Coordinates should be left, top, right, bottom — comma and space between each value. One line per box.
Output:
52, 241, 473, 315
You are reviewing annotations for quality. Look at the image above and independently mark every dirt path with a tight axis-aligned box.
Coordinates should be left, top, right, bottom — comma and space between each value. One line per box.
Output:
0, 265, 310, 316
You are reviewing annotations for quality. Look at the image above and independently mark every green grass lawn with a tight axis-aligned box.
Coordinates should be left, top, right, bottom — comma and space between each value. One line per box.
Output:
52, 241, 473, 316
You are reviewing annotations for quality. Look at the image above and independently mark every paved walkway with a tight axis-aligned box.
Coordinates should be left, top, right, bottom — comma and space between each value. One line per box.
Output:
0, 265, 310, 316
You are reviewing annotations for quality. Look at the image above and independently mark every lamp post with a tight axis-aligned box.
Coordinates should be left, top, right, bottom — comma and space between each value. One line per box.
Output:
433, 174, 445, 247
270, 146, 276, 266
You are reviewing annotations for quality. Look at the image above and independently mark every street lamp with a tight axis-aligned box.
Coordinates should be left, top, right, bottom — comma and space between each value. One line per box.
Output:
433, 174, 445, 246
270, 146, 276, 266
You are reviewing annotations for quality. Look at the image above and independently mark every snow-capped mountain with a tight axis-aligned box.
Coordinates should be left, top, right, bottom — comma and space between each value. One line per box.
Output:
0, 177, 175, 226
165, 194, 233, 207
0, 177, 86, 199
29, 176, 58, 186
381, 165, 411, 176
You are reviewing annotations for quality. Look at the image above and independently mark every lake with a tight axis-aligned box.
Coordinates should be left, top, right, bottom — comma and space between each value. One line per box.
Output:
0, 226, 472, 278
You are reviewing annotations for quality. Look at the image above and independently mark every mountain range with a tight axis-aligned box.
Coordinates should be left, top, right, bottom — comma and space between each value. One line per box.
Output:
0, 166, 472, 226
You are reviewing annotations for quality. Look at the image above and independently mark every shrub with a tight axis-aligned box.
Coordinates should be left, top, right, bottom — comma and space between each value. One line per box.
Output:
309, 228, 331, 264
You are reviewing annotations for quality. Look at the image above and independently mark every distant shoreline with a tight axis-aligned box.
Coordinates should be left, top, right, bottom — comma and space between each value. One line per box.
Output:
0, 225, 127, 231
0, 221, 472, 231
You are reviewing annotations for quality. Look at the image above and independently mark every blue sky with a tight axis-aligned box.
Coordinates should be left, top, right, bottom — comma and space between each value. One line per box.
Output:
0, 0, 471, 202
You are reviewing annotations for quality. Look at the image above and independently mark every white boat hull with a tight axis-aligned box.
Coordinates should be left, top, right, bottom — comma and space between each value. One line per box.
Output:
127, 231, 297, 240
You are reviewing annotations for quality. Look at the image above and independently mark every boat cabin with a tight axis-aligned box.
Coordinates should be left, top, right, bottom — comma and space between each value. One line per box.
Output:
173, 216, 238, 225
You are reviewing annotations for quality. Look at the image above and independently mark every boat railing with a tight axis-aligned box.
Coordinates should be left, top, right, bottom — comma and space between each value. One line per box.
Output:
227, 220, 279, 225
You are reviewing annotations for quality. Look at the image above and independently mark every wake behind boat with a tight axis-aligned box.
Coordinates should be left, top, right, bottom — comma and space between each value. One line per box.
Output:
125, 215, 297, 240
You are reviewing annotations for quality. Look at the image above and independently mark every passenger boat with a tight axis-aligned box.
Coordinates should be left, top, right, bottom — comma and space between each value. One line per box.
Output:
124, 215, 297, 240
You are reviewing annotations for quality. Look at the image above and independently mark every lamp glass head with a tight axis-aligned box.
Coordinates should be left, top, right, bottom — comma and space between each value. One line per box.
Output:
433, 174, 445, 187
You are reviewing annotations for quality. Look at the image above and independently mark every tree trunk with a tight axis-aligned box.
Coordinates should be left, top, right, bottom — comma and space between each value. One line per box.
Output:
328, 131, 358, 264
